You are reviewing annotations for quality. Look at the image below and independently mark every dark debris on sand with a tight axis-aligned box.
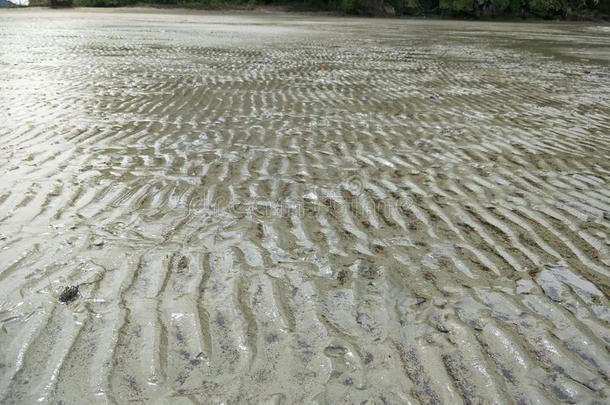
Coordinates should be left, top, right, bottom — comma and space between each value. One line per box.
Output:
58, 285, 79, 303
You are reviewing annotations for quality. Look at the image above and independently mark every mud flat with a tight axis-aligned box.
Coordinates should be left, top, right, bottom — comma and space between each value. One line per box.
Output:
0, 8, 609, 404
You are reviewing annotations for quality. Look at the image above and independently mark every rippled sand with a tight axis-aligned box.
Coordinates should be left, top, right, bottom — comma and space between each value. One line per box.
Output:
0, 8, 609, 404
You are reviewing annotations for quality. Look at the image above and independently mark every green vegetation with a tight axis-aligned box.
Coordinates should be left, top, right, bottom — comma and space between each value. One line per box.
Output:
73, 0, 348, 9
72, 0, 608, 18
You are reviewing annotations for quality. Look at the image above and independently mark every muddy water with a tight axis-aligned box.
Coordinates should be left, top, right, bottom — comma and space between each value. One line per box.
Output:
1, 8, 609, 404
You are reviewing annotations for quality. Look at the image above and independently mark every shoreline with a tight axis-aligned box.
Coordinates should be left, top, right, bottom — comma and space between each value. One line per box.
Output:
11, 5, 610, 21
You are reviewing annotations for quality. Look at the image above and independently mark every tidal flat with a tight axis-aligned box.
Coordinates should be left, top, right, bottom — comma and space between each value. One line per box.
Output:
0, 8, 609, 404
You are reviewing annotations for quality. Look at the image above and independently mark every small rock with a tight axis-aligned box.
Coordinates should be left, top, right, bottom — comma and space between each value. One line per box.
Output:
91, 239, 104, 248
516, 279, 536, 294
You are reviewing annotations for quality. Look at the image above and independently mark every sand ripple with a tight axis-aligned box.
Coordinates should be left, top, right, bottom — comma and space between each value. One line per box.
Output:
0, 9, 609, 404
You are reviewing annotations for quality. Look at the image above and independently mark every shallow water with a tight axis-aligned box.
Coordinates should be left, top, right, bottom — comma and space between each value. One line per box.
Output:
0, 8, 609, 404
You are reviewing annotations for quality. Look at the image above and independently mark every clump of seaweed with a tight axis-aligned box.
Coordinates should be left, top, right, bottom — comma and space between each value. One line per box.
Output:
177, 256, 188, 271
58, 285, 79, 303
337, 268, 350, 285
56, 274, 103, 303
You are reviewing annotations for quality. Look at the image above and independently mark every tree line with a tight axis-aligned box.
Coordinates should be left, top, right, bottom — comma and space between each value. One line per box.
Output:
72, 0, 609, 19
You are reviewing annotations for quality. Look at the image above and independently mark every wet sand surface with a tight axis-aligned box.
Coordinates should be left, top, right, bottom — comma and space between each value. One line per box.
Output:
1, 8, 610, 404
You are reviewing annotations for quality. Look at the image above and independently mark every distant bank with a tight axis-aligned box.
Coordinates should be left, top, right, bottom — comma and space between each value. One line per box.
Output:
23, 0, 610, 20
